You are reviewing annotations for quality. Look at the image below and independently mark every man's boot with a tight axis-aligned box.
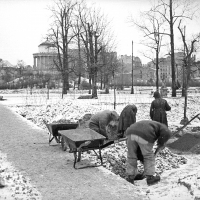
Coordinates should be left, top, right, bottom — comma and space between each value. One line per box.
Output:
134, 173, 145, 180
127, 175, 135, 184
146, 175, 160, 186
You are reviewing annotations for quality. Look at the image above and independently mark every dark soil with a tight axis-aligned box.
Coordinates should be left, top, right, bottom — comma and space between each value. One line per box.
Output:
167, 133, 200, 152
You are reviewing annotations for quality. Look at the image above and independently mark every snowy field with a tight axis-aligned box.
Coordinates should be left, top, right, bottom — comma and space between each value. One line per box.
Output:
1, 88, 200, 200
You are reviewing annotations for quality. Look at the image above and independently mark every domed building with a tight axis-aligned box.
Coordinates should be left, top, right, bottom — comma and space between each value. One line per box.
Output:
33, 38, 58, 73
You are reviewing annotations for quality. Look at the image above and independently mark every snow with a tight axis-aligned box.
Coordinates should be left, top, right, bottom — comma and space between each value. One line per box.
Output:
1, 89, 200, 199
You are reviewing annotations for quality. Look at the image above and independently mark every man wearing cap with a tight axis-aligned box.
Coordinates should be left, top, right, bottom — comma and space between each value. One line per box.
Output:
150, 91, 171, 127
125, 120, 172, 185
88, 110, 119, 138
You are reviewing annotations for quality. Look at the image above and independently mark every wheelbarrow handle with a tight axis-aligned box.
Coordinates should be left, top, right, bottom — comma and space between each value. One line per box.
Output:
114, 137, 127, 143
100, 137, 127, 149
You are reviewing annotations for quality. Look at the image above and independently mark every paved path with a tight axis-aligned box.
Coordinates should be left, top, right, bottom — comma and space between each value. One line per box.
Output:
0, 103, 145, 200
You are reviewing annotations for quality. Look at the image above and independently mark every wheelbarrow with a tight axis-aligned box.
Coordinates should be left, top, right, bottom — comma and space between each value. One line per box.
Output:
59, 128, 113, 169
43, 120, 79, 145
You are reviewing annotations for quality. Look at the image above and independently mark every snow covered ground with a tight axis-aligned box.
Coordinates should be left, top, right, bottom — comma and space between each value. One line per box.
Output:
1, 89, 200, 199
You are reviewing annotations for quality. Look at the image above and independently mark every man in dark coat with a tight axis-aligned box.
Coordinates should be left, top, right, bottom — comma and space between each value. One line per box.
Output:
125, 120, 172, 185
88, 110, 119, 138
150, 91, 171, 127
118, 104, 137, 138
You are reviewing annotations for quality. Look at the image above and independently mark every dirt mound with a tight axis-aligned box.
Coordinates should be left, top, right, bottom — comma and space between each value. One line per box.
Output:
190, 143, 200, 154
167, 133, 200, 152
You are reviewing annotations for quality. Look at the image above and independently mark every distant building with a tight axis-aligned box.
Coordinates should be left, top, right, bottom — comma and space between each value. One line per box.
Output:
120, 55, 142, 73
33, 39, 58, 73
145, 52, 200, 86
116, 55, 156, 85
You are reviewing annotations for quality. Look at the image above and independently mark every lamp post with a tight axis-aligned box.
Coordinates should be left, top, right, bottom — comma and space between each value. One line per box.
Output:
121, 55, 124, 90
131, 41, 134, 94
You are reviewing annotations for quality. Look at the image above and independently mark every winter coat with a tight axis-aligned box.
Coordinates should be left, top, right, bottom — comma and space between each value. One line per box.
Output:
118, 104, 137, 137
88, 110, 119, 137
126, 120, 172, 146
150, 94, 171, 127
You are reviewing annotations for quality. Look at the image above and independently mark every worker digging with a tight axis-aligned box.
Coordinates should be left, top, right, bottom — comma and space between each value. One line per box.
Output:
44, 102, 196, 186
125, 120, 172, 185
87, 104, 172, 186
85, 104, 172, 186
88, 110, 120, 139
9, 95, 200, 197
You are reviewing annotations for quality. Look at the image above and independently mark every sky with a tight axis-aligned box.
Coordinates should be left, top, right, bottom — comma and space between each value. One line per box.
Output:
0, 0, 200, 66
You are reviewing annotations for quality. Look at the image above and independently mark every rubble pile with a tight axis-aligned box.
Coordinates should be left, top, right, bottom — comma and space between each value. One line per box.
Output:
190, 144, 200, 154
11, 99, 189, 180
12, 100, 102, 131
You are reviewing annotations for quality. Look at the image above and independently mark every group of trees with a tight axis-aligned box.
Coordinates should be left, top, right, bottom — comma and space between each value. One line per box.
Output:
47, 0, 120, 98
0, 59, 58, 89
132, 0, 200, 97
47, 0, 200, 99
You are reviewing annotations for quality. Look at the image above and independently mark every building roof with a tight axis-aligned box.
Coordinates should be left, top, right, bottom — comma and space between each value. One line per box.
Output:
38, 38, 55, 47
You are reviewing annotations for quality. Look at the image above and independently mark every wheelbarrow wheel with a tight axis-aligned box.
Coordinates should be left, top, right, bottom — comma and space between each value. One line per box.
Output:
61, 136, 67, 151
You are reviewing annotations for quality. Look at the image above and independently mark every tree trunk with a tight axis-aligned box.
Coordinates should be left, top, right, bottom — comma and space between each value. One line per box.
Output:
182, 65, 186, 97
78, 75, 81, 90
170, 0, 176, 97
77, 33, 81, 90
105, 74, 109, 94
100, 72, 103, 90
88, 75, 91, 94
91, 72, 97, 98
62, 72, 68, 95
156, 48, 159, 91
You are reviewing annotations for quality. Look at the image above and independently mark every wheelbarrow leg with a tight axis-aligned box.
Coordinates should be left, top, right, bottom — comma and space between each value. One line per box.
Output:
61, 136, 68, 151
73, 152, 77, 169
99, 148, 103, 165
77, 151, 82, 162
92, 149, 103, 165
49, 133, 54, 144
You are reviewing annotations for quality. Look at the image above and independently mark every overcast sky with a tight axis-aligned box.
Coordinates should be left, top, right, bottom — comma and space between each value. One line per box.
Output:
0, 0, 200, 66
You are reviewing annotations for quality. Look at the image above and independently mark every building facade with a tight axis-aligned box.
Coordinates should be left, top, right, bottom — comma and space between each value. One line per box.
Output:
33, 39, 58, 73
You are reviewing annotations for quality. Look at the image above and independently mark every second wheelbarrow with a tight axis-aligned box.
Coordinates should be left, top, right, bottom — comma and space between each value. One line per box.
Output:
43, 120, 79, 145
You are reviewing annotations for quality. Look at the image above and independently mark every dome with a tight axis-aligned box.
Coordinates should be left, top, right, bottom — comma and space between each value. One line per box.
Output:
38, 38, 55, 48
38, 38, 56, 53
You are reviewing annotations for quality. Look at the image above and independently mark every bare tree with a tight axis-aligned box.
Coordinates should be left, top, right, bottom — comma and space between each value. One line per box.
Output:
71, 1, 87, 90
75, 3, 116, 98
153, 0, 199, 97
48, 0, 78, 97
178, 20, 200, 124
132, 8, 166, 91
